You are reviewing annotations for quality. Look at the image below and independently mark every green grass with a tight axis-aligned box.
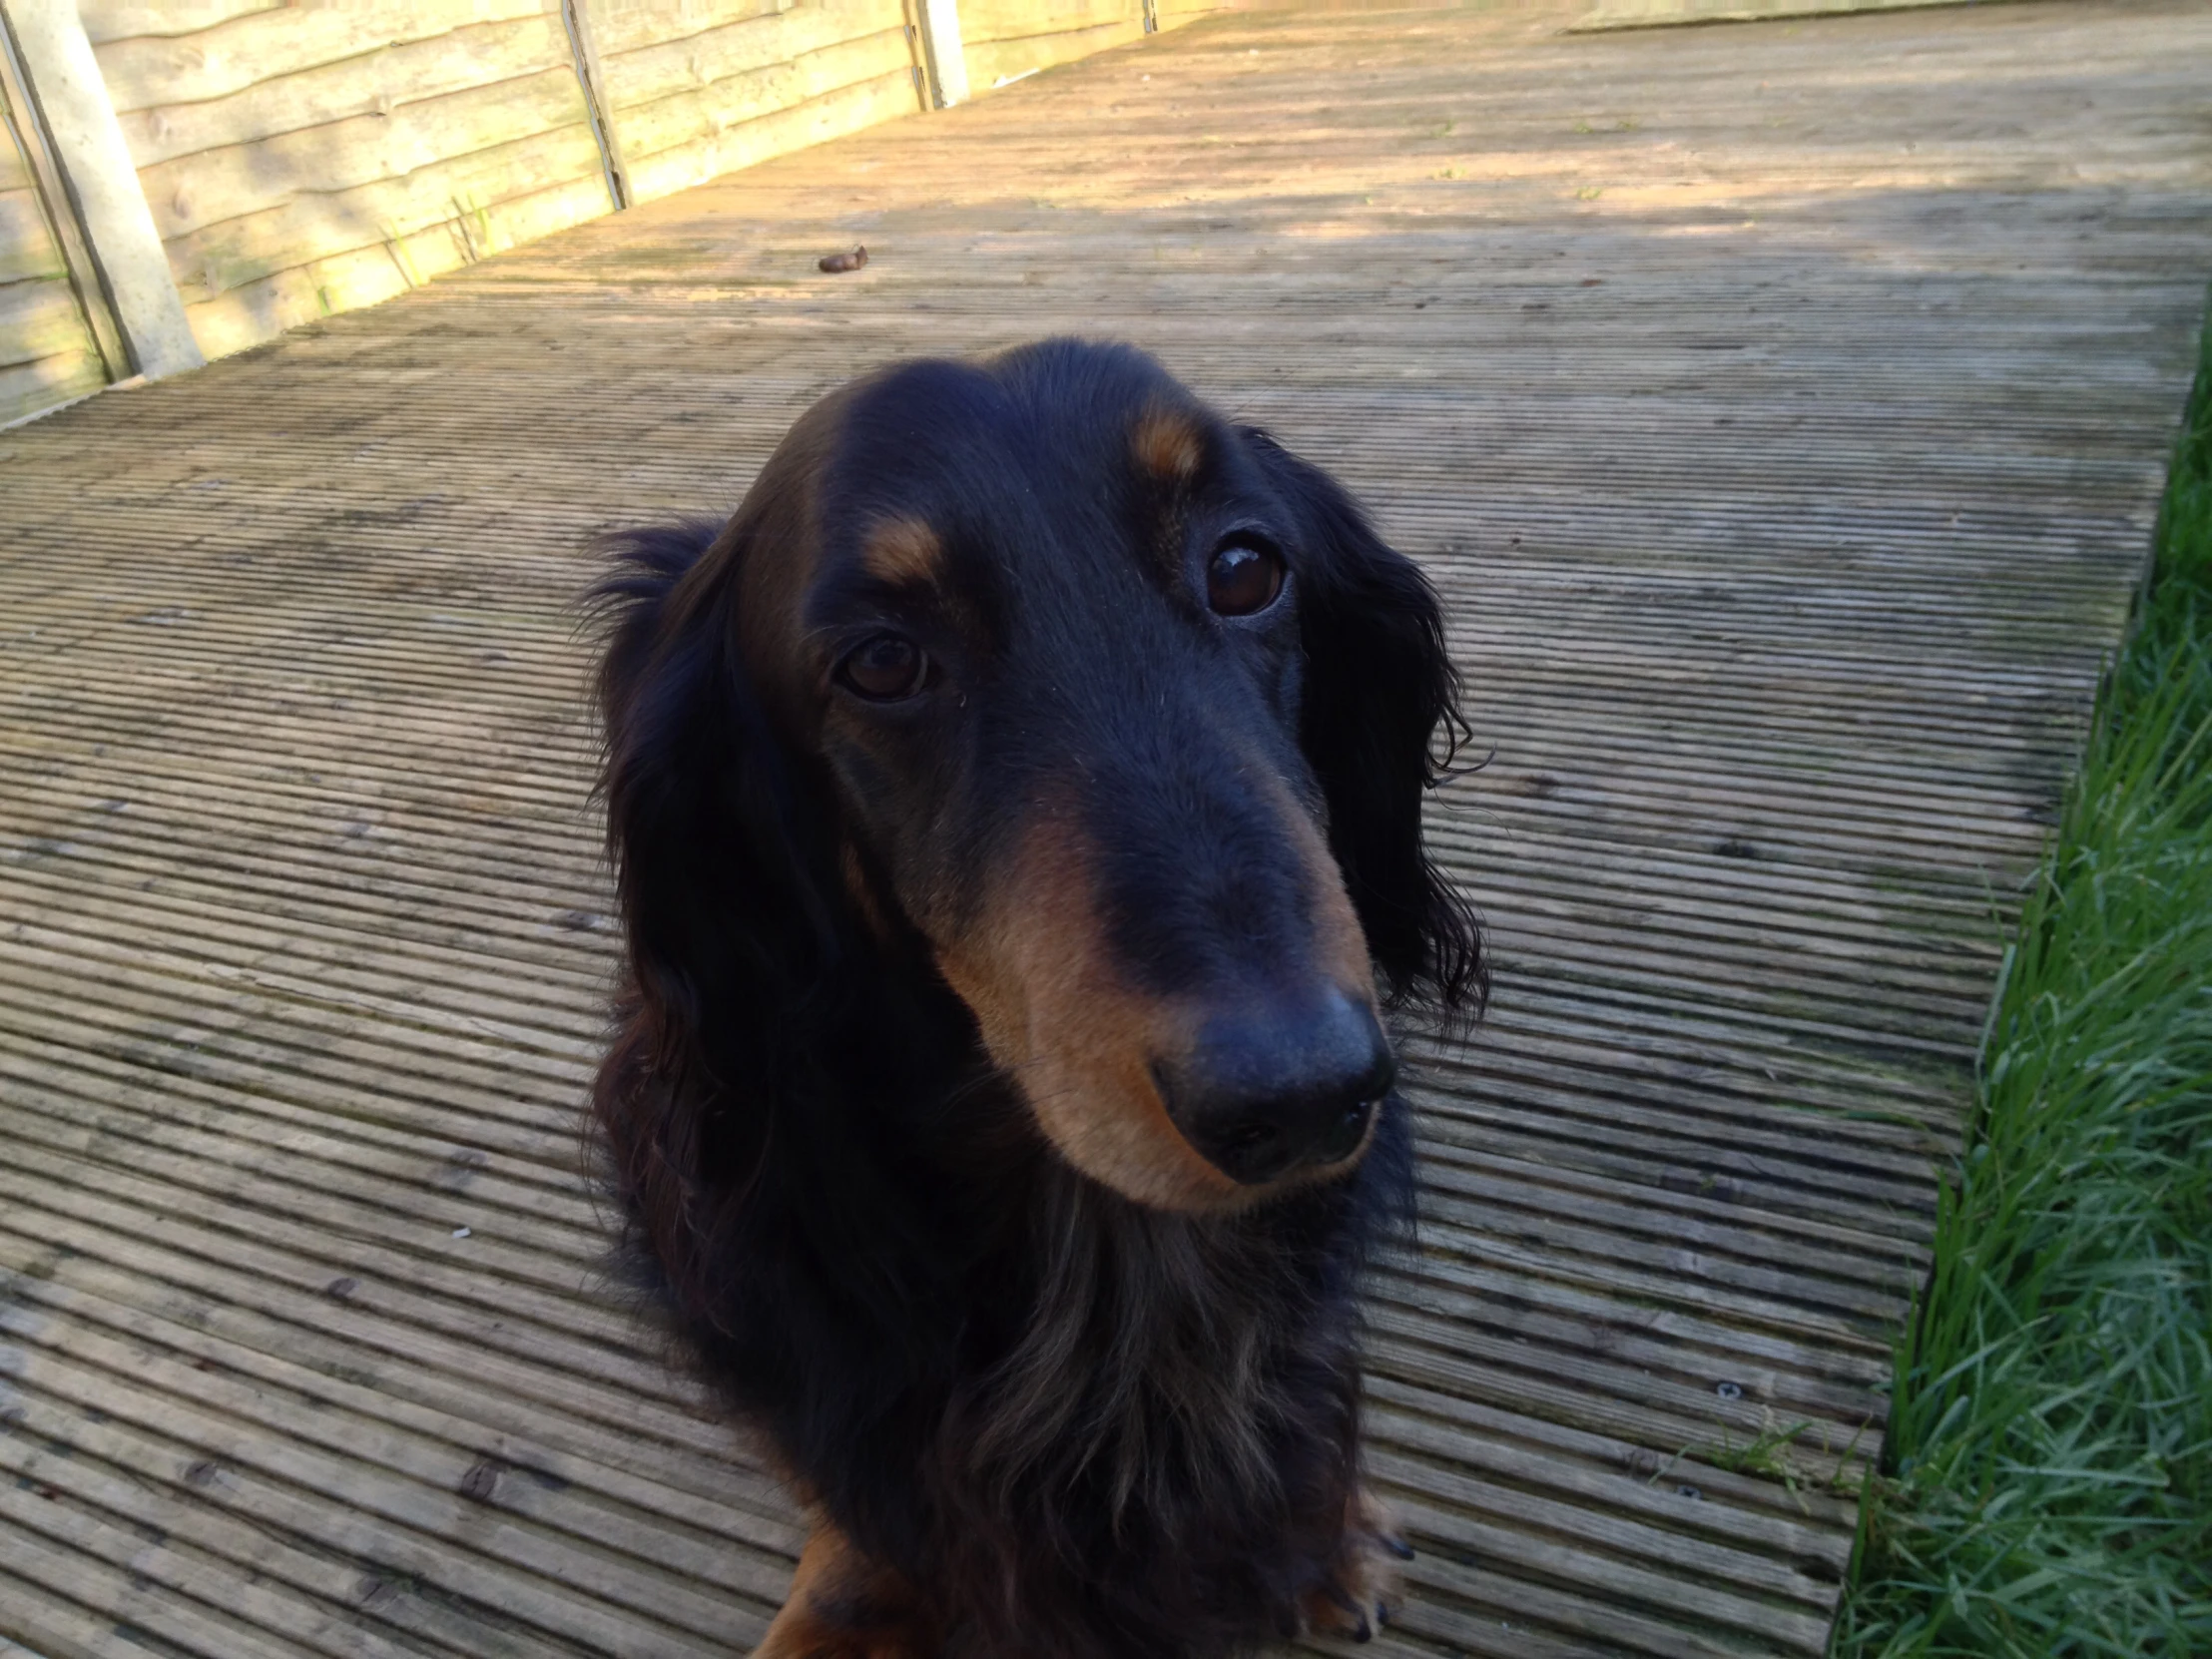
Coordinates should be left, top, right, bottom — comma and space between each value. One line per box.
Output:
1833, 303, 2212, 1657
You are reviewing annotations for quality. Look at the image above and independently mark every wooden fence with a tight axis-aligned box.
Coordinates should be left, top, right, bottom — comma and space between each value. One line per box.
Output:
0, 0, 1217, 428
0, 49, 108, 422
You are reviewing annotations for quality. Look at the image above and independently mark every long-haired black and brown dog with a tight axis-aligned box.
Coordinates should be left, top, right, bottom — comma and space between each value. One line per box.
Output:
589, 337, 1479, 1658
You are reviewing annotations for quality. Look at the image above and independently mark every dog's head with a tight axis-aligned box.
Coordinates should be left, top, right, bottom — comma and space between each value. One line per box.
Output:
595, 339, 1479, 1216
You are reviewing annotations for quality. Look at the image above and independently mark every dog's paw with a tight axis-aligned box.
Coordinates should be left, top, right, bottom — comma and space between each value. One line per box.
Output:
755, 1615, 933, 1659
754, 1525, 936, 1659
755, 1596, 937, 1659
1303, 1488, 1414, 1643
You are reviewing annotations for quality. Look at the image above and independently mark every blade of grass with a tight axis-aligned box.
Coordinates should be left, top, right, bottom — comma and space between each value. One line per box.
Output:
1834, 290, 2212, 1657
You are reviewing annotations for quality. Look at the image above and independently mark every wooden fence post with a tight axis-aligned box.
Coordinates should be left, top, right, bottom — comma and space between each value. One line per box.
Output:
0, 9, 125, 382
0, 0, 201, 379
561, 0, 631, 212
915, 0, 969, 108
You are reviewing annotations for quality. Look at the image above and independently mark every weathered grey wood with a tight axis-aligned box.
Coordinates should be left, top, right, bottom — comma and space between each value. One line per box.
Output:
965, 12, 1145, 89
89, 1, 556, 112
564, 0, 634, 209
594, 0, 910, 111
609, 28, 917, 161
0, 261, 88, 354
1576, 0, 1995, 27
69, 0, 1094, 362
179, 170, 615, 359
136, 66, 597, 242
160, 127, 603, 295
619, 64, 924, 203
0, 344, 103, 423
0, 0, 198, 377
0, 2, 2207, 1654
104, 13, 577, 166
74, 1, 277, 48
0, 19, 124, 412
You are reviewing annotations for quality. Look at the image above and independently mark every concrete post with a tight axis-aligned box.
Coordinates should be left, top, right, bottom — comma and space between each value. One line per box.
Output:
915, 0, 968, 108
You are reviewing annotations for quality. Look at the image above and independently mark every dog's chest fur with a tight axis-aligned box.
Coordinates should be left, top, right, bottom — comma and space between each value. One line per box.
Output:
655, 1069, 1408, 1658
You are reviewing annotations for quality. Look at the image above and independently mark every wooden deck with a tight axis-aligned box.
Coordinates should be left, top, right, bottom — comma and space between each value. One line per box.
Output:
3, 2, 2208, 1654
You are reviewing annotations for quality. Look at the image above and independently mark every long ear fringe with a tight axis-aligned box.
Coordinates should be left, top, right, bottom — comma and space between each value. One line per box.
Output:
581, 518, 853, 1322
1240, 429, 1487, 1029
586, 519, 849, 1040
584, 518, 728, 735
1393, 566, 1488, 1029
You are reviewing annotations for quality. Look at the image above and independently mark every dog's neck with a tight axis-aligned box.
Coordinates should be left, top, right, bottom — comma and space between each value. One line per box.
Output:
638, 962, 1408, 1652
951, 1157, 1368, 1498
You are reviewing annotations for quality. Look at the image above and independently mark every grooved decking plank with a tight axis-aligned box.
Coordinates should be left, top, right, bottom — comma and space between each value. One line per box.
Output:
4, 1, 2210, 1655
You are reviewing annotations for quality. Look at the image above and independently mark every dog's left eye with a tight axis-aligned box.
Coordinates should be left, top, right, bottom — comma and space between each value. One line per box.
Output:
838, 633, 929, 702
1206, 538, 1285, 618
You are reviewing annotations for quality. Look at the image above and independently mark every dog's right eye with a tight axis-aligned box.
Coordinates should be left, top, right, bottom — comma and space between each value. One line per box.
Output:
1206, 537, 1285, 618
838, 633, 929, 702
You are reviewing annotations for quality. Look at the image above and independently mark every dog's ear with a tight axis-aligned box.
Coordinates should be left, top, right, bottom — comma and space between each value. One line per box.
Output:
1241, 428, 1484, 1017
592, 521, 848, 1047
587, 520, 848, 1301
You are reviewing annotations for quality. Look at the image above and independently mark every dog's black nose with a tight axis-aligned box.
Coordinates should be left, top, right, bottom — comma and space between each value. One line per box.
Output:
1166, 989, 1396, 1186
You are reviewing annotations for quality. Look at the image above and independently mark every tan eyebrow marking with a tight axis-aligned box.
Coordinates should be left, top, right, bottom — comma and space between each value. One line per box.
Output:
1131, 405, 1206, 485
859, 516, 944, 587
